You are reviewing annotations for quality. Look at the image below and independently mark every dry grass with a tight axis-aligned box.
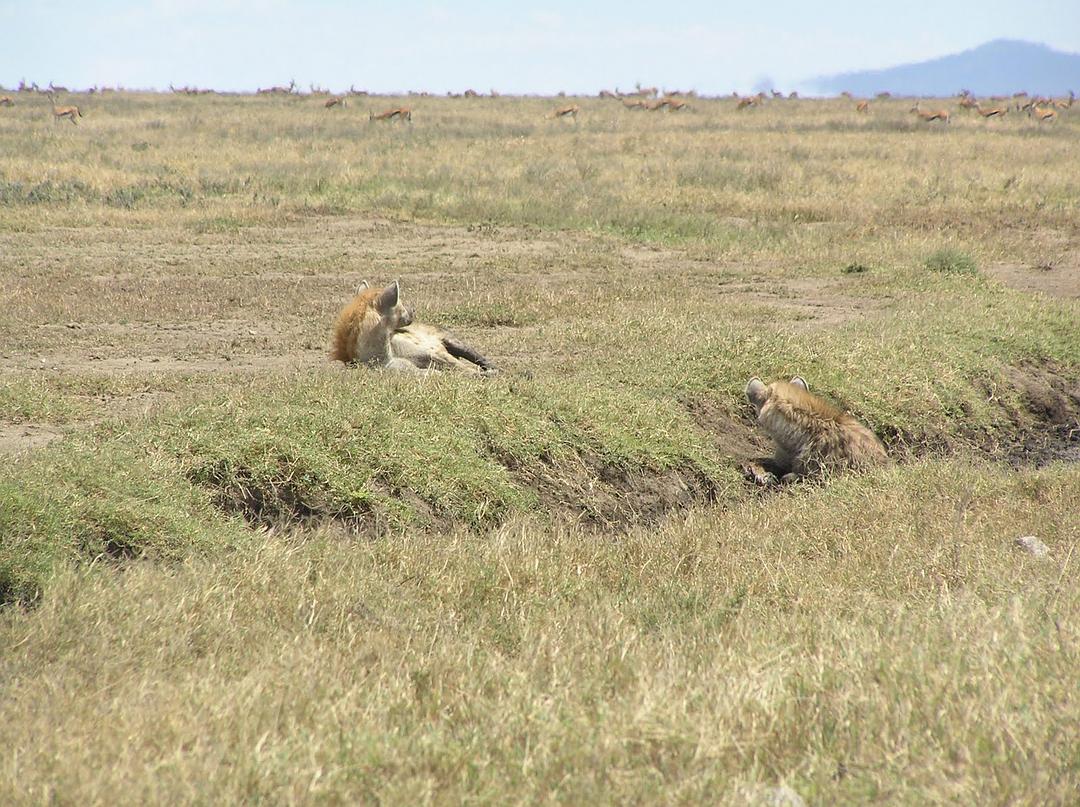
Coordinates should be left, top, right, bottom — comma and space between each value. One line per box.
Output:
0, 91, 1077, 804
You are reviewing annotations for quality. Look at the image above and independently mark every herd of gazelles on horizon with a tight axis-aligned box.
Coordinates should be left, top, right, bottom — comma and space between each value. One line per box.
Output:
1, 79, 1072, 126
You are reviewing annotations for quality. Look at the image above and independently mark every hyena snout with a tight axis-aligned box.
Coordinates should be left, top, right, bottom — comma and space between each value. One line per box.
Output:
397, 305, 415, 328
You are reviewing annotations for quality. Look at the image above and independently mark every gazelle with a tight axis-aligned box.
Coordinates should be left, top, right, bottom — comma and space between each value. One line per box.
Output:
855, 100, 869, 113
324, 96, 345, 108
1029, 104, 1057, 122
736, 95, 757, 110
257, 79, 296, 95
1053, 90, 1074, 109
369, 107, 411, 122
48, 92, 81, 124
958, 95, 979, 110
551, 104, 579, 119
0, 96, 13, 107
910, 102, 949, 123
975, 103, 1007, 118
621, 98, 647, 110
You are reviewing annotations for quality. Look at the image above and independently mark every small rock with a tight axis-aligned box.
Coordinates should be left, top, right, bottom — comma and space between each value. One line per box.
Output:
1014, 535, 1049, 557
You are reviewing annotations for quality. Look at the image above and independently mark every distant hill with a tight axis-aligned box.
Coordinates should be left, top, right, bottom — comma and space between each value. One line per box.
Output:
809, 40, 1080, 97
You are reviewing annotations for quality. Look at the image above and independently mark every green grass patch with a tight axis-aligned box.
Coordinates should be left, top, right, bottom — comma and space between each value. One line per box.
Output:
0, 438, 246, 605
925, 248, 977, 275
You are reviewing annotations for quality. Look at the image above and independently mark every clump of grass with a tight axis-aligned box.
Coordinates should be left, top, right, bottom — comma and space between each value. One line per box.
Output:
0, 439, 245, 606
925, 248, 977, 275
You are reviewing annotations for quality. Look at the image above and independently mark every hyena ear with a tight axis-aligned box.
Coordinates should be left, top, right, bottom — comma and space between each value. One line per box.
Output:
745, 377, 768, 407
789, 376, 809, 391
355, 279, 369, 294
376, 280, 400, 311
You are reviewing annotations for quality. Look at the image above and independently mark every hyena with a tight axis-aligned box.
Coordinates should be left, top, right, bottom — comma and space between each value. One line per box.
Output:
331, 280, 497, 374
744, 376, 887, 485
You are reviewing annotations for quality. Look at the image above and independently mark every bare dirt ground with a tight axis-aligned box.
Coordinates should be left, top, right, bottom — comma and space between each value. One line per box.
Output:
985, 255, 1080, 299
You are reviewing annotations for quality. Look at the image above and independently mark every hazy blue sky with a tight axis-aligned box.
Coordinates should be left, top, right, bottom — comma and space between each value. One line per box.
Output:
3, 1, 1078, 94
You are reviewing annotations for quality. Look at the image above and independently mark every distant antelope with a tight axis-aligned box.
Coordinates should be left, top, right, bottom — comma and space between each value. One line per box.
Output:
736, 95, 757, 110
910, 101, 949, 123
598, 89, 619, 99
463, 89, 479, 98
48, 92, 81, 124
348, 85, 368, 96
771, 90, 783, 98
855, 100, 869, 113
958, 95, 979, 110
324, 96, 345, 108
257, 79, 296, 96
635, 84, 658, 98
646, 98, 686, 111
0, 96, 13, 107
975, 103, 1007, 119
1029, 104, 1057, 122
875, 91, 891, 99
1053, 90, 1074, 109
788, 91, 799, 99
622, 98, 647, 110
48, 82, 69, 94
551, 104, 579, 119
369, 107, 411, 122
840, 91, 853, 99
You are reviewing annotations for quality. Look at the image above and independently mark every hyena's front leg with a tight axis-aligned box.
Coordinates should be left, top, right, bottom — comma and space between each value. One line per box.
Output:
743, 461, 780, 487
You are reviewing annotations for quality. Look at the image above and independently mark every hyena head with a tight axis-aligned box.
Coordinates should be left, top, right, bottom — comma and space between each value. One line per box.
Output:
745, 377, 771, 413
371, 280, 414, 330
745, 376, 811, 414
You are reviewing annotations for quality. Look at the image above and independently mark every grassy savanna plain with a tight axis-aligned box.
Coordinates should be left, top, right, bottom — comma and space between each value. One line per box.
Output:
0, 91, 1078, 803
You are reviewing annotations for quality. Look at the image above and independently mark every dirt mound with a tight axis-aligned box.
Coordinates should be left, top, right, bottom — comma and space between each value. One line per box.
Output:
507, 454, 717, 529
194, 449, 719, 535
982, 363, 1080, 466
